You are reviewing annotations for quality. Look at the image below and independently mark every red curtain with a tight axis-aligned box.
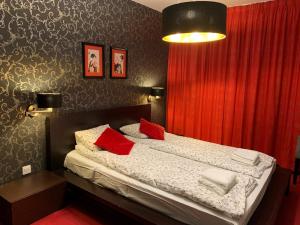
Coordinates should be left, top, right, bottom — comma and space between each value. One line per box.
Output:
166, 0, 300, 169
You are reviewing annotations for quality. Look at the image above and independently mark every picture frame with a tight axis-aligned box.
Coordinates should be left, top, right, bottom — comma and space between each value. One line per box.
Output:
110, 47, 128, 79
82, 42, 105, 78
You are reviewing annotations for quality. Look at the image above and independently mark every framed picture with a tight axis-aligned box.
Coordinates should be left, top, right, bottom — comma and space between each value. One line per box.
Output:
110, 47, 128, 79
82, 42, 105, 78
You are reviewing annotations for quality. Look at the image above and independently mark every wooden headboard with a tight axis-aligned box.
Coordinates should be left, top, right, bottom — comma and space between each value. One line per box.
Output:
46, 104, 151, 170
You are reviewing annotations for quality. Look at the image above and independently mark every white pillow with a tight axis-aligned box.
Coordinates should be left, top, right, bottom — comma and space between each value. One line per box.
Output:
120, 123, 148, 139
75, 124, 110, 151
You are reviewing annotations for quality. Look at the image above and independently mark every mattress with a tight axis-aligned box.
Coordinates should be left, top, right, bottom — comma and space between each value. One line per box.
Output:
64, 150, 275, 225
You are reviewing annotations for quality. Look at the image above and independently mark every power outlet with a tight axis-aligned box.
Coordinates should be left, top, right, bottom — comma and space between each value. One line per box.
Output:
22, 165, 31, 175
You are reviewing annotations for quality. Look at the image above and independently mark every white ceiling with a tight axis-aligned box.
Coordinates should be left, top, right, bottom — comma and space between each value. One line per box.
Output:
132, 0, 273, 12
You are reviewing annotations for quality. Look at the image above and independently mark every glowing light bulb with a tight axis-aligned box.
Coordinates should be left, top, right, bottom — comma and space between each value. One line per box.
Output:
162, 32, 226, 43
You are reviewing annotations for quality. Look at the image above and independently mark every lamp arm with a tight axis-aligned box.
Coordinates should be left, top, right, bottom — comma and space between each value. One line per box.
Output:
25, 104, 53, 117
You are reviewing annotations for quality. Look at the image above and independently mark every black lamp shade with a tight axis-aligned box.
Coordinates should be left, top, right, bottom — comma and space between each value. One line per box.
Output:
37, 93, 62, 108
162, 1, 227, 43
151, 87, 165, 97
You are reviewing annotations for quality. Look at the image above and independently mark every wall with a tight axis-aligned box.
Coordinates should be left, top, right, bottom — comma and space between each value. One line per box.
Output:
0, 0, 167, 184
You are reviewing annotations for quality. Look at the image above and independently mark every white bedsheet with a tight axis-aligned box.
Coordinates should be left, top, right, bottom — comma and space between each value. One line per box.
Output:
75, 143, 254, 218
127, 133, 275, 178
64, 150, 275, 225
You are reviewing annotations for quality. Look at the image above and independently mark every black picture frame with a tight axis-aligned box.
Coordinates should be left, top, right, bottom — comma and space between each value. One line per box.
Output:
82, 42, 105, 79
110, 47, 128, 79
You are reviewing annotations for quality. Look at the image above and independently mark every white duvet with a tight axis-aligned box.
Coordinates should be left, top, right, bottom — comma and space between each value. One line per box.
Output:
75, 143, 257, 219
127, 133, 275, 178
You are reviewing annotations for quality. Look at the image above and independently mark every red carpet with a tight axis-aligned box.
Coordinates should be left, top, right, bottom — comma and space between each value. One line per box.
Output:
32, 179, 300, 225
31, 201, 141, 225
275, 179, 300, 225
31, 205, 103, 225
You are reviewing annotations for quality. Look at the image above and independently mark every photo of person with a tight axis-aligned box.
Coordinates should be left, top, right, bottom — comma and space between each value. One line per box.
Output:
113, 53, 124, 74
83, 43, 104, 78
111, 47, 127, 79
88, 50, 99, 73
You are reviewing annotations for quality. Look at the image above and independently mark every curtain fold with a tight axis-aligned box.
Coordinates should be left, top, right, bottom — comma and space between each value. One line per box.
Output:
166, 0, 300, 169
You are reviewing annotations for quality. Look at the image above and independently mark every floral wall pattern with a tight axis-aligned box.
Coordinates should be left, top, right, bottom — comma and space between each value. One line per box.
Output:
0, 0, 167, 184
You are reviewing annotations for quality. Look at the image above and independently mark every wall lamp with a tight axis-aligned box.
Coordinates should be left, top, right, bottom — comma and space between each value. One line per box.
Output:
25, 93, 62, 117
148, 87, 165, 102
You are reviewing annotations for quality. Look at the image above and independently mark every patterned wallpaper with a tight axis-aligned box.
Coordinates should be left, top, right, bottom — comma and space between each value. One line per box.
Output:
0, 0, 167, 184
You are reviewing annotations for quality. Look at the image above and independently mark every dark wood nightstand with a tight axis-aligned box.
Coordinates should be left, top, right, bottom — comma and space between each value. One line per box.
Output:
293, 136, 300, 185
294, 158, 300, 184
0, 170, 66, 225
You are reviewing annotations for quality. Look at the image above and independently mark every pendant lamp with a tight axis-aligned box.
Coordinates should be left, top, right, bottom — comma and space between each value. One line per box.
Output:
162, 1, 227, 43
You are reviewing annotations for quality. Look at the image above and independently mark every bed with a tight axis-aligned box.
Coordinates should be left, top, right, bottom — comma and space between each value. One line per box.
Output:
46, 104, 291, 225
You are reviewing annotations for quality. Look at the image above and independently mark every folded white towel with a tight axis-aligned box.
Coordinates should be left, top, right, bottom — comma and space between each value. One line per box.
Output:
199, 168, 237, 195
232, 149, 260, 165
233, 149, 259, 161
231, 154, 260, 166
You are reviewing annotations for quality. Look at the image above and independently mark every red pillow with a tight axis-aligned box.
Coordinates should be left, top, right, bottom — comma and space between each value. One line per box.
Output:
94, 128, 134, 155
140, 118, 165, 140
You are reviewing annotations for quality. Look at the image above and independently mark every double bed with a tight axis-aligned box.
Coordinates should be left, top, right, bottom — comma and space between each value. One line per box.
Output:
46, 104, 290, 225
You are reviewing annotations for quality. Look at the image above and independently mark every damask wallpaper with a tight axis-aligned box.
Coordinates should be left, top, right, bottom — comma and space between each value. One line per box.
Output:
0, 0, 167, 184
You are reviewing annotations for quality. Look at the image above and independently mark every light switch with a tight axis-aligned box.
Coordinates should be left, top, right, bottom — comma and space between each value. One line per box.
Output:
22, 165, 32, 175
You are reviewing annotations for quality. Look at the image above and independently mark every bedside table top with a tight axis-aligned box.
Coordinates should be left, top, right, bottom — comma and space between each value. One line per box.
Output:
0, 170, 66, 203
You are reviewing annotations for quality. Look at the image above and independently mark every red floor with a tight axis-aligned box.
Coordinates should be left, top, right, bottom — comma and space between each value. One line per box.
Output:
31, 202, 140, 225
275, 178, 300, 225
32, 178, 300, 225
31, 206, 102, 225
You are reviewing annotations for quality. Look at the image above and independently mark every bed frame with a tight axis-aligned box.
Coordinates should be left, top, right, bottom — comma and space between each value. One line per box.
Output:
46, 104, 291, 225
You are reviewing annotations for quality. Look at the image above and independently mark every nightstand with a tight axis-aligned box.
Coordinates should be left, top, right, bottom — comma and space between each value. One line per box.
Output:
0, 171, 66, 225
294, 136, 300, 185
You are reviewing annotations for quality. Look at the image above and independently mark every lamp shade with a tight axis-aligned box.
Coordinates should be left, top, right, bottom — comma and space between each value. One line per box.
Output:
151, 87, 165, 97
162, 1, 227, 43
37, 93, 62, 108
